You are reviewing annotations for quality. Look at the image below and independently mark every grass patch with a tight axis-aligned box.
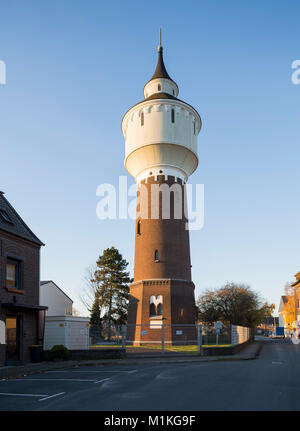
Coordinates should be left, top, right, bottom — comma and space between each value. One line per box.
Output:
90, 344, 231, 352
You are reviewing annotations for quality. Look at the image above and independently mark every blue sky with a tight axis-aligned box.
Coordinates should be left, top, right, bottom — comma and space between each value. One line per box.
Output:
0, 0, 299, 316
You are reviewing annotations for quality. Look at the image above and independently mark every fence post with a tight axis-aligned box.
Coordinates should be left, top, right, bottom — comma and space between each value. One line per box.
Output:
197, 324, 202, 355
161, 324, 165, 354
121, 324, 127, 352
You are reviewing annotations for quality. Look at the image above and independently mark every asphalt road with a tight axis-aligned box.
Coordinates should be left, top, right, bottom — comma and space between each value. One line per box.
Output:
0, 337, 300, 411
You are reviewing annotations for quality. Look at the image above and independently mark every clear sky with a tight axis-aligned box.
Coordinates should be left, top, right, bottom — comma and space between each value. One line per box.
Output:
1, 0, 299, 316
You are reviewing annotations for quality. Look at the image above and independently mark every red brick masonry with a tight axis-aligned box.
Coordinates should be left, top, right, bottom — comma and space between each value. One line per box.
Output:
127, 175, 197, 344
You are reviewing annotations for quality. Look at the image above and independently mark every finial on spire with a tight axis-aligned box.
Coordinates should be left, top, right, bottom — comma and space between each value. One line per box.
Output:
158, 28, 162, 51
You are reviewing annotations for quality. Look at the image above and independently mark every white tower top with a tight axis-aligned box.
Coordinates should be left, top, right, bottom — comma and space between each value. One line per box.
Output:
122, 36, 201, 184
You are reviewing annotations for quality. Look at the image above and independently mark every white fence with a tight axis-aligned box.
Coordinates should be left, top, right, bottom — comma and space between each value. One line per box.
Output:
43, 321, 252, 353
231, 325, 251, 346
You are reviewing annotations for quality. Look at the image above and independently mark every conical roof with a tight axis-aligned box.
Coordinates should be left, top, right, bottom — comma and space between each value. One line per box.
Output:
146, 45, 178, 88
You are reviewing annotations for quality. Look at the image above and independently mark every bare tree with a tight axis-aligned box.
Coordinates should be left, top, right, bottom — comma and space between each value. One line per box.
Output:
284, 282, 294, 297
71, 307, 81, 317
197, 282, 275, 327
79, 265, 103, 314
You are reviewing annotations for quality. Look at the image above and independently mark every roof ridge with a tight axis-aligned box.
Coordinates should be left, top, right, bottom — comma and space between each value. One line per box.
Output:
0, 193, 44, 246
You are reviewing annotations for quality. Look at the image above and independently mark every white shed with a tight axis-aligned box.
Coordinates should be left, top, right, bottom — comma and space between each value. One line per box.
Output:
43, 316, 90, 350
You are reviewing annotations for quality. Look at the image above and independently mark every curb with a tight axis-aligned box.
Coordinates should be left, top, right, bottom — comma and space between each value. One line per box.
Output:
0, 341, 263, 379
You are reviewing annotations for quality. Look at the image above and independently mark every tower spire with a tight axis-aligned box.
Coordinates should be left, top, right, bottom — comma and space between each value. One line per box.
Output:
158, 28, 162, 50
149, 29, 173, 82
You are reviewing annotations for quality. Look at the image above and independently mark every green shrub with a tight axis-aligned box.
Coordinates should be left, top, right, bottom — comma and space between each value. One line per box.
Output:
49, 344, 69, 361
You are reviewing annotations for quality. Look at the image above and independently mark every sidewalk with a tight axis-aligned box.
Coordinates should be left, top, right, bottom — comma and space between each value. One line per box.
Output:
0, 341, 263, 379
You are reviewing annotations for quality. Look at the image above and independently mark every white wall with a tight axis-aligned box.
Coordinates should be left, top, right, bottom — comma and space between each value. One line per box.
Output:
43, 316, 90, 350
40, 281, 73, 316
0, 320, 5, 344
43, 319, 67, 350
122, 99, 200, 182
231, 325, 251, 346
278, 313, 285, 327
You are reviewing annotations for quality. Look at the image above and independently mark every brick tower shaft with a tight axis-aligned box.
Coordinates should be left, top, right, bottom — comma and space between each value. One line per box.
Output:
122, 35, 201, 344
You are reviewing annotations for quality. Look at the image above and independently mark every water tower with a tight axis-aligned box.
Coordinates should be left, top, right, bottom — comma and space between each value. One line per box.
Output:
121, 33, 201, 344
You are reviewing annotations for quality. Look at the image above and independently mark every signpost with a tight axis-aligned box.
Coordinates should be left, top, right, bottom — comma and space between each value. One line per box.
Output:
214, 321, 223, 346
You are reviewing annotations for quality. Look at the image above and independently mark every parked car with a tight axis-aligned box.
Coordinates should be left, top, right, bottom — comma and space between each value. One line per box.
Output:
264, 330, 272, 337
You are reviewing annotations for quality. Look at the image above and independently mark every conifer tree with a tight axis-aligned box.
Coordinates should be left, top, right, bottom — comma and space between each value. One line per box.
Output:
90, 247, 131, 340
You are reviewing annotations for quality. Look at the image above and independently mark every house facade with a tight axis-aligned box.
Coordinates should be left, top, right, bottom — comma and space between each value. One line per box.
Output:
40, 280, 73, 316
278, 295, 295, 336
0, 192, 47, 365
292, 272, 300, 323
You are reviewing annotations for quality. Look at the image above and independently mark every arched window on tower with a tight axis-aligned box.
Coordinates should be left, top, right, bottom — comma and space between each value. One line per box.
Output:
171, 108, 175, 123
137, 220, 141, 235
157, 302, 163, 316
149, 295, 163, 317
158, 84, 161, 91
193, 121, 196, 135
154, 250, 159, 261
141, 112, 144, 126
150, 296, 156, 317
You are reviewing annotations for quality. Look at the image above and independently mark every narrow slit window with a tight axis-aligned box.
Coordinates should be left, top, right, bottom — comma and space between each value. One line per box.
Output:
158, 84, 161, 91
154, 250, 159, 261
171, 108, 175, 123
193, 121, 196, 135
141, 112, 144, 126
137, 220, 141, 235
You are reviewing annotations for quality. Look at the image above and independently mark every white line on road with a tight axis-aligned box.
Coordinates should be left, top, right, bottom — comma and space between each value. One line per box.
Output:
0, 393, 48, 397
46, 370, 137, 374
39, 392, 66, 402
10, 378, 99, 382
94, 378, 112, 384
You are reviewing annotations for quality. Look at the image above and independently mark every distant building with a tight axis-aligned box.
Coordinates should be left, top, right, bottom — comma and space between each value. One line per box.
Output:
289, 271, 300, 337
40, 280, 73, 316
291, 272, 300, 323
0, 192, 47, 365
257, 316, 279, 333
40, 280, 89, 350
278, 295, 295, 335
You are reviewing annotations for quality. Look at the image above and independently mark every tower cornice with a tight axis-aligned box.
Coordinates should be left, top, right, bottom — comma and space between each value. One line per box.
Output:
121, 97, 202, 137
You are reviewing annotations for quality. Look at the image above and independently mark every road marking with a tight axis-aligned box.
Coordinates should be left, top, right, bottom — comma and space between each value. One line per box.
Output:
10, 378, 99, 382
46, 370, 137, 374
94, 378, 112, 384
0, 392, 48, 397
156, 373, 176, 380
272, 361, 283, 365
38, 392, 66, 402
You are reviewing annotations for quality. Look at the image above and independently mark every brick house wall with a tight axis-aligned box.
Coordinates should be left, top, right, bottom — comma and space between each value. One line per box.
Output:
0, 231, 42, 365
0, 192, 45, 366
